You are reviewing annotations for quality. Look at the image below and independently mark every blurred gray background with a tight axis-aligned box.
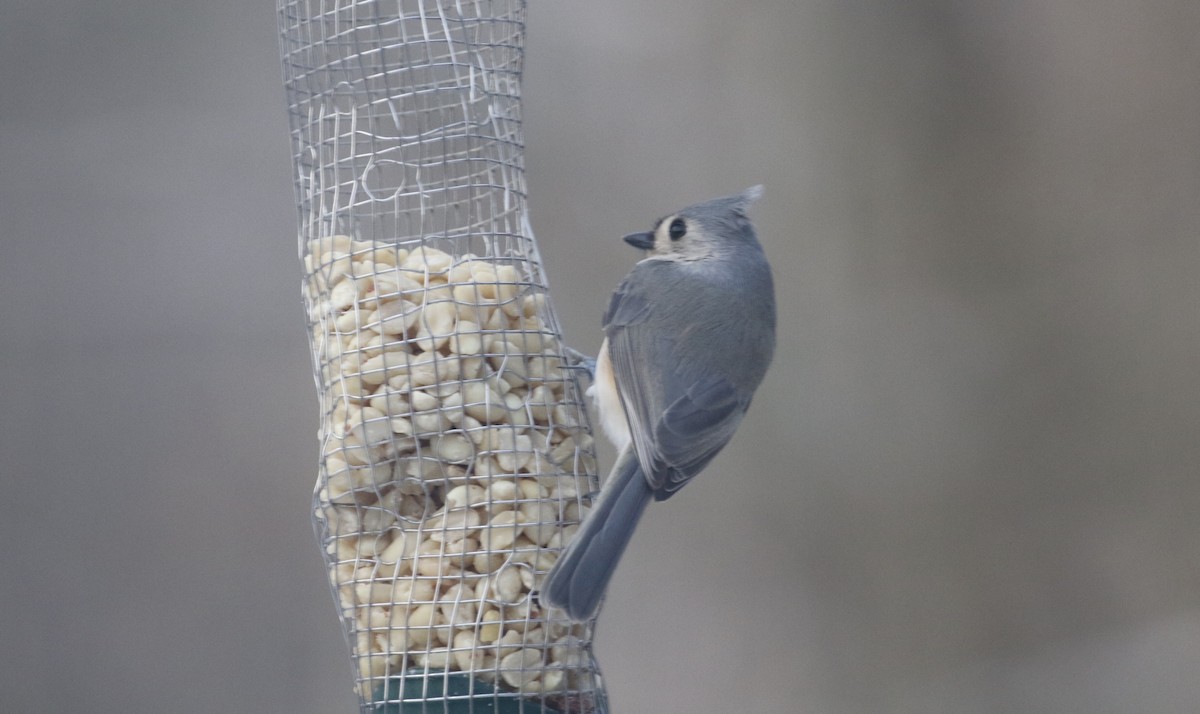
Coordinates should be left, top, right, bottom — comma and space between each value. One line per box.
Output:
3, 1, 1199, 712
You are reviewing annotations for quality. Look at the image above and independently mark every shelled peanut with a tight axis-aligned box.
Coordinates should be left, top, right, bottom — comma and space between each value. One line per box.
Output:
303, 235, 598, 698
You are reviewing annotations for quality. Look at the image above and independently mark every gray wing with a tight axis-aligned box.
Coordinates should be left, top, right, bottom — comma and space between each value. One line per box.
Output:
603, 265, 747, 498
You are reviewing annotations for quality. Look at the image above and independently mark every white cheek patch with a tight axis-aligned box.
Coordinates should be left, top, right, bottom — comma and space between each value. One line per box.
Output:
652, 233, 667, 255
650, 217, 672, 256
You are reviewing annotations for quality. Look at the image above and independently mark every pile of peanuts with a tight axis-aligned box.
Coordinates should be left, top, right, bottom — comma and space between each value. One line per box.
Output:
303, 236, 600, 702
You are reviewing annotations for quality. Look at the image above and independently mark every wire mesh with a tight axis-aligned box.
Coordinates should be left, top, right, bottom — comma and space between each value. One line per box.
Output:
278, 2, 608, 711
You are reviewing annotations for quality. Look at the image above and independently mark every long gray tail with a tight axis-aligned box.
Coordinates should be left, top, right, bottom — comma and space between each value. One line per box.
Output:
539, 448, 653, 621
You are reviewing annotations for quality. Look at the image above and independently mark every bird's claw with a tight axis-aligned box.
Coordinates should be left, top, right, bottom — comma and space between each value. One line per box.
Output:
562, 346, 597, 380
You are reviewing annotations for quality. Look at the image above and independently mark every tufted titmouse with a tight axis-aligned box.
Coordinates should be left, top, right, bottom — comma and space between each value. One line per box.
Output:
540, 186, 777, 621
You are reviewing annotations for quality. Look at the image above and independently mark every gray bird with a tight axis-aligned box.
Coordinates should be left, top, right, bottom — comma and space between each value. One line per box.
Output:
540, 186, 777, 621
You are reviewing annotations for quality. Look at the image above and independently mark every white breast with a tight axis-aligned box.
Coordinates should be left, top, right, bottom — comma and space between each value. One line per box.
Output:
587, 338, 632, 452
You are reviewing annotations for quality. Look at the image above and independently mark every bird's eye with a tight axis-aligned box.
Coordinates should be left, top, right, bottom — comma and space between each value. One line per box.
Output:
668, 218, 687, 241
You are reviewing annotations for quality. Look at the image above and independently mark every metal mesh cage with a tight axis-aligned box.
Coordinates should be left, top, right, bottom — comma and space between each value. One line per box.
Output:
278, 2, 608, 711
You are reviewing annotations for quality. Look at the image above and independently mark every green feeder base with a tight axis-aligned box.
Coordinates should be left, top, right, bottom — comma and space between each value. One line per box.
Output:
371, 669, 604, 714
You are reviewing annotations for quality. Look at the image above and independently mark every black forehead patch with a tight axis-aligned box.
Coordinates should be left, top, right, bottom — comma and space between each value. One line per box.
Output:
653, 214, 679, 235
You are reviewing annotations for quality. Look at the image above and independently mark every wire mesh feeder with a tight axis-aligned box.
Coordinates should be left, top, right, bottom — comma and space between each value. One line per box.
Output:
278, 2, 608, 712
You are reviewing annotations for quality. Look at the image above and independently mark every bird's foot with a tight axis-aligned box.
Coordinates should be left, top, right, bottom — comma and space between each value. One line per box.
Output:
562, 346, 597, 380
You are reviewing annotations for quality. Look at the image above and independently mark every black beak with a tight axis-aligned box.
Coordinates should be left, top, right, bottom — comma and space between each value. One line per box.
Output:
623, 232, 654, 250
